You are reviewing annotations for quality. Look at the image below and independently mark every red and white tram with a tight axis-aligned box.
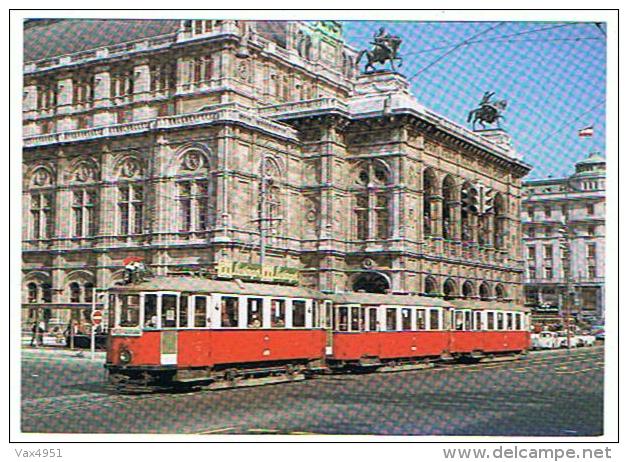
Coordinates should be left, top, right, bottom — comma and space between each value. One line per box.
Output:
105, 276, 530, 392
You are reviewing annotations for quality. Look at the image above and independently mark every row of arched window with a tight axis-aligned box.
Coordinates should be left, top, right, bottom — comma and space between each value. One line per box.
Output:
423, 276, 509, 301
26, 281, 97, 304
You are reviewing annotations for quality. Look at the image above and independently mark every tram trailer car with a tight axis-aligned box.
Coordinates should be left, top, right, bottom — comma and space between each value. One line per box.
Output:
105, 277, 530, 392
106, 277, 328, 391
327, 294, 530, 371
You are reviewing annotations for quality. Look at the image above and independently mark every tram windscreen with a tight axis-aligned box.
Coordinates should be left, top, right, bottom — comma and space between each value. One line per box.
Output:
144, 294, 158, 328
118, 294, 140, 327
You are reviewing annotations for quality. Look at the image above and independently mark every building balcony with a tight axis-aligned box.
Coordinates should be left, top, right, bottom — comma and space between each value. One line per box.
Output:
259, 97, 350, 120
23, 104, 299, 148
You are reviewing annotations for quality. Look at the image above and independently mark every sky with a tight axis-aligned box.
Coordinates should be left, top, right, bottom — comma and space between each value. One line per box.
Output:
341, 21, 606, 180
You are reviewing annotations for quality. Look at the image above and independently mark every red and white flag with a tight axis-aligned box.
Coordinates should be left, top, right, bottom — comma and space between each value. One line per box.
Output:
578, 125, 594, 137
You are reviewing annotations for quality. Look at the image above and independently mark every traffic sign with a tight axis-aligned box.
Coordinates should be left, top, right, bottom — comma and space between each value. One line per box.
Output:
91, 310, 103, 325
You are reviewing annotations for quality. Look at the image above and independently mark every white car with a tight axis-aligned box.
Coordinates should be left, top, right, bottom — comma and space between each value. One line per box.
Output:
531, 331, 561, 350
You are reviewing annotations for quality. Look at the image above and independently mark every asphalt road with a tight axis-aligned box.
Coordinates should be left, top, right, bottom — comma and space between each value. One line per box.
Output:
20, 346, 604, 436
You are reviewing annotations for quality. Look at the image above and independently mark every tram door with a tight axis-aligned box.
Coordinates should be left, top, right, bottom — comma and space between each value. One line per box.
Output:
160, 293, 178, 365
323, 301, 333, 355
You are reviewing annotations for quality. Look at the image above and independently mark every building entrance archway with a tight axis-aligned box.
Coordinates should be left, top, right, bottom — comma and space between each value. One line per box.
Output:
351, 272, 390, 294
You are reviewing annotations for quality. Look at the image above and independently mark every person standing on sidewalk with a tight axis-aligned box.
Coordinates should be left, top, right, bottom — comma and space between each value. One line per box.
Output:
36, 320, 45, 346
29, 322, 38, 347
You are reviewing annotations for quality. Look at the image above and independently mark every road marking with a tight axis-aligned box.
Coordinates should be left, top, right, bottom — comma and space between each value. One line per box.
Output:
196, 426, 236, 434
247, 428, 280, 434
556, 366, 604, 375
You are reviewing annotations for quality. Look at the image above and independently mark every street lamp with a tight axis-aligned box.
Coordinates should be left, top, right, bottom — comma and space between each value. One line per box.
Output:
558, 222, 575, 350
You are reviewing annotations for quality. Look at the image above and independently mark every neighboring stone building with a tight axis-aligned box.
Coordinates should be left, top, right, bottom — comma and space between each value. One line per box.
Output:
22, 19, 531, 329
521, 153, 606, 324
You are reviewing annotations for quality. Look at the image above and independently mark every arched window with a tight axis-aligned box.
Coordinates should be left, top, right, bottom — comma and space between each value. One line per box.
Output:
494, 194, 506, 249
462, 280, 475, 299
175, 148, 213, 233
353, 161, 392, 241
27, 283, 38, 303
423, 169, 437, 237
443, 278, 457, 300
479, 282, 491, 301
495, 283, 507, 301
442, 175, 457, 240
69, 282, 81, 303
424, 276, 438, 296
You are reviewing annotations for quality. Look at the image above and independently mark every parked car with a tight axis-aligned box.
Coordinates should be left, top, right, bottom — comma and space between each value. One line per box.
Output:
531, 331, 561, 350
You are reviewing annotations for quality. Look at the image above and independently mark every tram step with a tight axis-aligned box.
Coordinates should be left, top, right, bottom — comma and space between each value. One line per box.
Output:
204, 373, 306, 390
377, 362, 435, 373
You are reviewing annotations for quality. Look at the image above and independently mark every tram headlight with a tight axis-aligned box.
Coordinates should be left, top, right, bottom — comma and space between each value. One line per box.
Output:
119, 349, 132, 364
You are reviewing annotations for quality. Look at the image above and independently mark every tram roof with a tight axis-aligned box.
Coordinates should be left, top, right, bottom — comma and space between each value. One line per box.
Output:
110, 277, 528, 311
109, 276, 323, 299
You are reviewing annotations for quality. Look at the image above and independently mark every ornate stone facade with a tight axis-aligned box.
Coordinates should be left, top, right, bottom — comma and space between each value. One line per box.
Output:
522, 153, 606, 323
22, 19, 530, 329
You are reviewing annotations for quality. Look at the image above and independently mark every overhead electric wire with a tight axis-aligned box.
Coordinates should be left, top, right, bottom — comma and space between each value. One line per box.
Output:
407, 22, 504, 81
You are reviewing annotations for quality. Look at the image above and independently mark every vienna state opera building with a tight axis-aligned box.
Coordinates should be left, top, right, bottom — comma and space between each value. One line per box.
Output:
21, 19, 531, 328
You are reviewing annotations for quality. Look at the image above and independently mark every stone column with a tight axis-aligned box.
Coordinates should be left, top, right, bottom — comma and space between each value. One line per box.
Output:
56, 76, 74, 132
92, 67, 113, 127
486, 211, 495, 247
429, 196, 443, 237
133, 61, 152, 121
51, 255, 66, 304
450, 201, 462, 241
23, 84, 38, 113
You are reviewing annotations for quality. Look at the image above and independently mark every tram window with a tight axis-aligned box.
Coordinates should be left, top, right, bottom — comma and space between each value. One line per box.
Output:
221, 296, 239, 328
144, 294, 158, 328
312, 301, 319, 328
325, 301, 333, 329
429, 309, 440, 330
496, 312, 504, 330
293, 301, 306, 328
487, 312, 495, 330
454, 311, 464, 331
179, 296, 189, 328
416, 309, 426, 330
368, 307, 378, 331
193, 296, 207, 327
247, 298, 263, 328
506, 313, 513, 330
271, 299, 286, 327
162, 295, 177, 328
515, 313, 522, 330
401, 308, 412, 331
118, 295, 140, 327
336, 306, 348, 331
386, 308, 397, 331
474, 311, 483, 330
350, 307, 360, 331
465, 311, 472, 331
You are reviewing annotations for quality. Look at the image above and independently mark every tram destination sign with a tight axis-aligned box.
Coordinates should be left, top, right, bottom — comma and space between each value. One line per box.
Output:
216, 260, 300, 285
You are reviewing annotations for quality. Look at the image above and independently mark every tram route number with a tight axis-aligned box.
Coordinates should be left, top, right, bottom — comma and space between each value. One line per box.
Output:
14, 448, 63, 458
